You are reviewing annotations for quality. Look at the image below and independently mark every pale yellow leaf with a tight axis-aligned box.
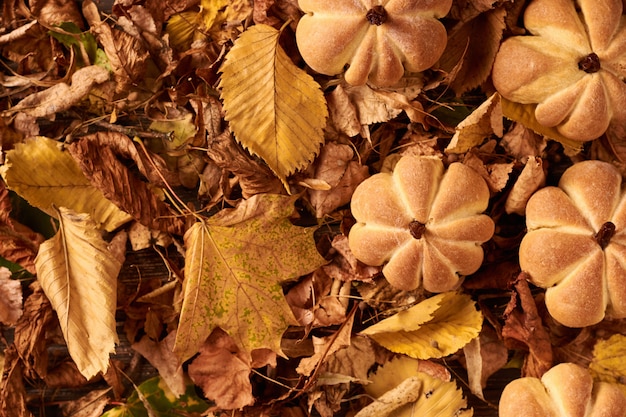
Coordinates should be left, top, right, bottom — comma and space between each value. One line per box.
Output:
0, 137, 132, 231
365, 356, 472, 417
219, 24, 327, 186
35, 207, 122, 379
590, 334, 626, 396
361, 292, 482, 359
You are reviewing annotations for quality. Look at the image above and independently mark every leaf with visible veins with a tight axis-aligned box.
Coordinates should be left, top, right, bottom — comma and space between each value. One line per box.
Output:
174, 194, 326, 361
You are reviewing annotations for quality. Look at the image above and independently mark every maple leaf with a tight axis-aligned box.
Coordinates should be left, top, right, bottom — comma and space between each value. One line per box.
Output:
219, 24, 328, 187
35, 207, 122, 380
0, 137, 132, 232
174, 194, 326, 362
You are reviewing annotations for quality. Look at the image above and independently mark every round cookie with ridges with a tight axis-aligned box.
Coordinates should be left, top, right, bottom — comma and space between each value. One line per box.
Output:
519, 160, 626, 327
499, 363, 626, 417
295, 0, 452, 87
491, 0, 626, 142
348, 155, 494, 292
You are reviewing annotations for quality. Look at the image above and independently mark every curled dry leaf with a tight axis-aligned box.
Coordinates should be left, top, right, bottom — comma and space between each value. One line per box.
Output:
502, 274, 553, 378
132, 331, 185, 397
0, 181, 44, 274
68, 135, 185, 236
3, 65, 109, 118
505, 156, 546, 215
308, 142, 369, 218
446, 93, 503, 154
0, 266, 22, 325
590, 333, 626, 394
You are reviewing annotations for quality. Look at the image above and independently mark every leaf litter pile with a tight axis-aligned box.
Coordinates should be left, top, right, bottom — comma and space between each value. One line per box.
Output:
1, 0, 626, 416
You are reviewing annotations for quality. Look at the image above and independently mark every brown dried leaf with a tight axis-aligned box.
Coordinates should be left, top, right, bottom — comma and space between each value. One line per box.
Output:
500, 122, 548, 159
0, 266, 22, 325
307, 142, 369, 218
3, 66, 110, 118
12, 282, 55, 380
83, 0, 150, 95
206, 131, 285, 199
327, 85, 362, 138
462, 326, 509, 399
463, 151, 514, 193
505, 156, 546, 215
502, 274, 553, 378
44, 360, 91, 388
68, 135, 186, 235
188, 328, 276, 410
132, 331, 185, 397
446, 93, 502, 154
0, 347, 33, 417
59, 388, 110, 417
441, 7, 507, 95
296, 312, 354, 377
449, 0, 508, 21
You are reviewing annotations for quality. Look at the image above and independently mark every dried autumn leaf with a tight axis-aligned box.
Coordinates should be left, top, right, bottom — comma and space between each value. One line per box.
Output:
446, 93, 502, 154
2, 65, 109, 118
361, 292, 482, 360
188, 328, 276, 410
219, 24, 327, 186
590, 334, 626, 395
0, 266, 22, 325
363, 356, 472, 417
35, 207, 122, 380
440, 7, 506, 95
132, 331, 185, 397
0, 137, 133, 232
505, 156, 546, 215
173, 194, 326, 362
67, 134, 185, 235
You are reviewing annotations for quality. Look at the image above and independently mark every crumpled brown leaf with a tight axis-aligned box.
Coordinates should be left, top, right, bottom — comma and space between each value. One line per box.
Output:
505, 156, 546, 215
462, 325, 509, 399
0, 181, 44, 274
306, 142, 369, 218
0, 347, 33, 417
3, 65, 110, 118
188, 328, 276, 410
502, 273, 553, 378
446, 93, 503, 154
441, 6, 506, 95
0, 267, 22, 325
500, 122, 548, 160
68, 133, 186, 235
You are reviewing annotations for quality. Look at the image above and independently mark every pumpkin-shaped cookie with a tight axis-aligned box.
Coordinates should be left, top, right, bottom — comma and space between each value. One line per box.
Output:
295, 0, 452, 87
348, 155, 494, 292
499, 363, 626, 417
519, 160, 626, 327
491, 0, 626, 142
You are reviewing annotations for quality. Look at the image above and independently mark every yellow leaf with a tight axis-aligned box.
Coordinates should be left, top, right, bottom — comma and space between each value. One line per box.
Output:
149, 113, 197, 150
362, 356, 472, 417
0, 137, 132, 231
173, 194, 326, 362
35, 207, 122, 379
590, 334, 626, 396
501, 97, 583, 152
219, 24, 328, 187
361, 292, 482, 359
